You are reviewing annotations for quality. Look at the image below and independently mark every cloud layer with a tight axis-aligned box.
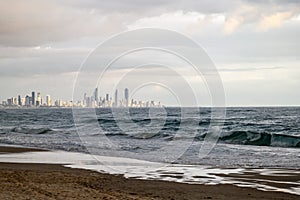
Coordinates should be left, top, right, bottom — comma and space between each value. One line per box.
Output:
1, 0, 299, 46
0, 0, 299, 105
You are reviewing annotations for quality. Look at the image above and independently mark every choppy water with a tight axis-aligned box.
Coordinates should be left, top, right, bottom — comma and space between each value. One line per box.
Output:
0, 107, 299, 168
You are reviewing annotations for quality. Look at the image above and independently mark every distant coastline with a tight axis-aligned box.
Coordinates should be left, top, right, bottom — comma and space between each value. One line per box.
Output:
1, 87, 163, 108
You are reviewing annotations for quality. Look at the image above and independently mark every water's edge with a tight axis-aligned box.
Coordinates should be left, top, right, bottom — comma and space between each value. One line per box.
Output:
0, 146, 299, 196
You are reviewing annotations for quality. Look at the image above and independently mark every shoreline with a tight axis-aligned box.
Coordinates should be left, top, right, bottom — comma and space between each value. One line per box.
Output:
0, 146, 299, 199
0, 145, 48, 153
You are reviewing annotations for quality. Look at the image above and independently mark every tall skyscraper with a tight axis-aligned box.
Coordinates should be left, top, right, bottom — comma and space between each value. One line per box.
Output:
124, 88, 129, 107
94, 87, 98, 104
114, 89, 118, 107
18, 95, 22, 106
83, 93, 87, 107
21, 97, 25, 106
25, 95, 30, 106
31, 91, 35, 106
36, 92, 41, 106
46, 95, 51, 106
106, 94, 109, 101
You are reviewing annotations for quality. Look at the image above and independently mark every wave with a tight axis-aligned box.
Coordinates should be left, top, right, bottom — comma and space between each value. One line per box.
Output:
129, 132, 161, 139
220, 131, 300, 148
97, 118, 116, 123
11, 127, 53, 135
98, 132, 127, 136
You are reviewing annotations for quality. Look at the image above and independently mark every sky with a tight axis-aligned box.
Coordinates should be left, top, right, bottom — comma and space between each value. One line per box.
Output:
0, 0, 299, 106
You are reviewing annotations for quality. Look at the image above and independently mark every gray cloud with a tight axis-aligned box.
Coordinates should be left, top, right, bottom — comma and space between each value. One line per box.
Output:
1, 0, 300, 46
0, 0, 130, 46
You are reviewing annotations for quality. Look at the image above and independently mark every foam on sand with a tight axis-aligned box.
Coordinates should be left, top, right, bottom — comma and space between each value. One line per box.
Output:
0, 150, 299, 195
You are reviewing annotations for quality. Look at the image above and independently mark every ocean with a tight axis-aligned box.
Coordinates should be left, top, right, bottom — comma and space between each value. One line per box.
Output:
0, 107, 299, 168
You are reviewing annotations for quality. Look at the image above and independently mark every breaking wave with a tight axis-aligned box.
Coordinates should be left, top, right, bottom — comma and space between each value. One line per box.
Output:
219, 131, 300, 148
11, 127, 53, 135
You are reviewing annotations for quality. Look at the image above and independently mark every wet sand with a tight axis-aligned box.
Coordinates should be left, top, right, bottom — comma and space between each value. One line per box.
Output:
0, 146, 48, 153
0, 146, 299, 200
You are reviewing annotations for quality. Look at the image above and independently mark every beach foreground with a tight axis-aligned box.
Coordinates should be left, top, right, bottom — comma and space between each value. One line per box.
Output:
0, 146, 299, 200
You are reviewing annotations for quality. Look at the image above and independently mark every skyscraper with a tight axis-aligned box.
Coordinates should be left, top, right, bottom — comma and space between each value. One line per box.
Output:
12, 97, 17, 106
7, 98, 13, 106
94, 87, 98, 104
18, 95, 22, 106
31, 91, 35, 106
83, 93, 87, 107
46, 95, 51, 106
36, 92, 41, 106
106, 94, 109, 101
124, 88, 129, 107
25, 95, 30, 106
114, 89, 118, 107
84, 93, 87, 101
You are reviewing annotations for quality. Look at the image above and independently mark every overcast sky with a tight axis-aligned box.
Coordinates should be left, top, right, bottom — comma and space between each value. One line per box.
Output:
0, 0, 299, 106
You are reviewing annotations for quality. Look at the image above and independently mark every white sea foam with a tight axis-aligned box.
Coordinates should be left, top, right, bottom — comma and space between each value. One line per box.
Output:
0, 150, 299, 195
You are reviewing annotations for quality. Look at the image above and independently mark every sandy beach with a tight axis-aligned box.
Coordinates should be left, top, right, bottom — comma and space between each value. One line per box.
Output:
0, 146, 299, 200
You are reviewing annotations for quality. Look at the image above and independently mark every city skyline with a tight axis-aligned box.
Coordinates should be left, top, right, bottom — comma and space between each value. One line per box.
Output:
0, 87, 162, 108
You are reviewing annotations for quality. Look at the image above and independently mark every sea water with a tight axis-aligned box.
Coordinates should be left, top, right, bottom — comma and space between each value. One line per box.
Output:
0, 107, 299, 168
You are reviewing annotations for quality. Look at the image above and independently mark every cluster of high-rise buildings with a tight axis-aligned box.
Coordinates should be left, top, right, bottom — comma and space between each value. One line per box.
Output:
1, 91, 70, 108
75, 88, 161, 108
1, 88, 162, 108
